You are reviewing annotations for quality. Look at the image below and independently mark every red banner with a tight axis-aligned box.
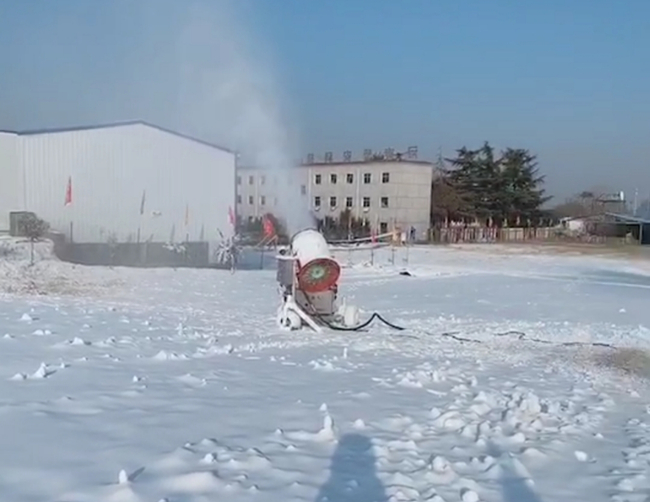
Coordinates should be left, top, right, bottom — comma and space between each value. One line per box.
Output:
262, 215, 275, 238
228, 206, 235, 227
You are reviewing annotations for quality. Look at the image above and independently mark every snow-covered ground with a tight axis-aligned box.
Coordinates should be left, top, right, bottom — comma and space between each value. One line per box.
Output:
0, 236, 121, 296
1, 241, 650, 502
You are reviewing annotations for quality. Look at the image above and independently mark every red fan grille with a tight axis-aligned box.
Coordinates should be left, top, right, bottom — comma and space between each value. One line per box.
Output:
297, 258, 341, 293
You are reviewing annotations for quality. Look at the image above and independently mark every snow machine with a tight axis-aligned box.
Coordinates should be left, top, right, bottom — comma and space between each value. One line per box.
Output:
276, 229, 360, 332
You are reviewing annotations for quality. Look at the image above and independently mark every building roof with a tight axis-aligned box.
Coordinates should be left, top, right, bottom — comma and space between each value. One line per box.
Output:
559, 215, 588, 221
1, 120, 234, 154
605, 212, 650, 224
304, 159, 434, 167
238, 159, 434, 170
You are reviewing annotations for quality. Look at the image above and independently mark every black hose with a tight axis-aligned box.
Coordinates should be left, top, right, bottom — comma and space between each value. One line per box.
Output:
317, 312, 405, 332
417, 329, 615, 349
313, 311, 614, 349
301, 291, 405, 332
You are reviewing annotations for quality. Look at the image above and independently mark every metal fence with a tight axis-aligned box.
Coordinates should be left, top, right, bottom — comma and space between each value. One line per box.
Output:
428, 226, 612, 244
54, 241, 212, 268
49, 225, 634, 271
51, 235, 282, 270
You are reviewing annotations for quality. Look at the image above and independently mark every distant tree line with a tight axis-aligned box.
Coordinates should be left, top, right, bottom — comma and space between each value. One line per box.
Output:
551, 188, 628, 219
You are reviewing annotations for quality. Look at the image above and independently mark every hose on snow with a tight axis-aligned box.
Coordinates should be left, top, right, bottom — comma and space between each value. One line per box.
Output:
311, 309, 615, 349
317, 312, 405, 332
404, 329, 616, 350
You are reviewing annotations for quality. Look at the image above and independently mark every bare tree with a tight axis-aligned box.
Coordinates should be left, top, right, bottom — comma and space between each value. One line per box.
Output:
553, 185, 624, 219
19, 214, 50, 265
551, 200, 590, 218
106, 232, 119, 268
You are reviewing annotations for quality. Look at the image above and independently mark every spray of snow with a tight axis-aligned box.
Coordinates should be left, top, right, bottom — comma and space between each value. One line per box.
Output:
168, 0, 314, 235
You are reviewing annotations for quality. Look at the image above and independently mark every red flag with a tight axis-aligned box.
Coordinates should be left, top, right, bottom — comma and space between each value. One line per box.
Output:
228, 206, 235, 227
262, 215, 275, 238
64, 176, 72, 206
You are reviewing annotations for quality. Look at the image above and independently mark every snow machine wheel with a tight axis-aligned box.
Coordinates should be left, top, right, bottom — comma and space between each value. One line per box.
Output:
278, 310, 301, 330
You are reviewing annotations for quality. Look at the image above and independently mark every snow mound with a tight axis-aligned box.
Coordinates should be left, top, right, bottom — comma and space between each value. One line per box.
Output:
278, 413, 338, 443
153, 350, 188, 361
0, 236, 122, 296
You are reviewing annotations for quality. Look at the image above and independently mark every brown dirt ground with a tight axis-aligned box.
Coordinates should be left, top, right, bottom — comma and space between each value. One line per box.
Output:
449, 241, 650, 261
593, 347, 650, 380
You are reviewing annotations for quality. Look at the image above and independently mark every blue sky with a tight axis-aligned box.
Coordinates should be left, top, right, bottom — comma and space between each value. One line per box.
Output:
1, 0, 649, 201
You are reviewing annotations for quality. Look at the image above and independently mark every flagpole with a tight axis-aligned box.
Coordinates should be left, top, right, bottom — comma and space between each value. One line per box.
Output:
64, 176, 73, 242
184, 203, 189, 242
228, 206, 236, 238
138, 189, 146, 244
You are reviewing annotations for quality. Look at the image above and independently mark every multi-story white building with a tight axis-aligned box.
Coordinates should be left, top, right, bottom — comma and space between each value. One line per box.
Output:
236, 158, 435, 236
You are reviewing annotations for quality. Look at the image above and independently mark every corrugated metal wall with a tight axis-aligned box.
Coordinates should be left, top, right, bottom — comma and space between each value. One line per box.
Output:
18, 123, 235, 243
0, 132, 21, 232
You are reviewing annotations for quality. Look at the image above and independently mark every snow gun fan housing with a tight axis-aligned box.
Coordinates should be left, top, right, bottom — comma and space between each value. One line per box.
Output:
292, 230, 340, 293
276, 229, 359, 332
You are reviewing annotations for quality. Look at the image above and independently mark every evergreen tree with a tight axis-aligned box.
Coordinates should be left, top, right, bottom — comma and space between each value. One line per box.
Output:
498, 148, 551, 222
430, 177, 467, 224
443, 142, 550, 225
445, 142, 501, 221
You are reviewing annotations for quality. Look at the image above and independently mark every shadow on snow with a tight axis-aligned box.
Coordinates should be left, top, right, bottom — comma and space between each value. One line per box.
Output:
315, 433, 388, 502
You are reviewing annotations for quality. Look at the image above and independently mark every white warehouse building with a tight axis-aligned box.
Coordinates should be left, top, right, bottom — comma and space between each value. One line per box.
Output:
0, 121, 236, 243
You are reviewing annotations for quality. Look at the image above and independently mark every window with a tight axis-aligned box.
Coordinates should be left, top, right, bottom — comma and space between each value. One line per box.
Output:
381, 196, 389, 208
382, 172, 390, 183
236, 175, 242, 185
315, 174, 322, 185
380, 222, 388, 234
236, 194, 242, 204
346, 196, 353, 208
248, 175, 254, 185
330, 173, 337, 184
260, 195, 266, 206
300, 184, 307, 195
260, 175, 266, 185
363, 173, 372, 184
330, 196, 337, 208
248, 195, 254, 205
314, 196, 321, 208
363, 197, 371, 208
346, 173, 354, 184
